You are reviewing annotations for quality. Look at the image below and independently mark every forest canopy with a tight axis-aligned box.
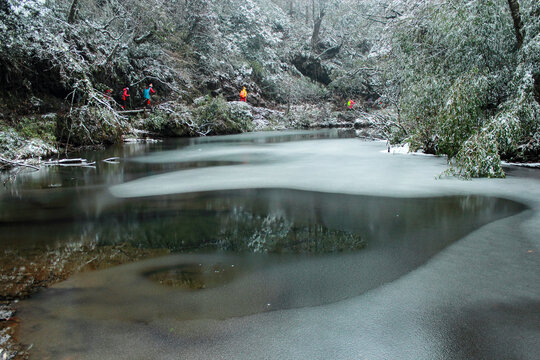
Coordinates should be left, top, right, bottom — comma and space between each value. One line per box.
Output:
0, 0, 539, 176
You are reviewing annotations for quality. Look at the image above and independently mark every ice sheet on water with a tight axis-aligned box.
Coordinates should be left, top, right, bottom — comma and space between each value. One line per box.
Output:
19, 132, 540, 359
111, 136, 457, 199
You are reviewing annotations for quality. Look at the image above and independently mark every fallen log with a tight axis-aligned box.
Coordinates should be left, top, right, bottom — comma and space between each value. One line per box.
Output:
43, 158, 96, 167
0, 157, 40, 170
117, 109, 147, 114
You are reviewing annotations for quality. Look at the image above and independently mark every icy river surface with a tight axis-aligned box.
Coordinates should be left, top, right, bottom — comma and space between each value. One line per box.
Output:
4, 130, 540, 359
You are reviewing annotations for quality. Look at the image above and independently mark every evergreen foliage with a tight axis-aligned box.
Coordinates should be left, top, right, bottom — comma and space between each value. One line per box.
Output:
383, 0, 539, 176
0, 0, 538, 176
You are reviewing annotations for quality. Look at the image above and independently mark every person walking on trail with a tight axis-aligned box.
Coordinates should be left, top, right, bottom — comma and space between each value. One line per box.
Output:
239, 86, 247, 102
347, 99, 356, 110
122, 87, 130, 109
143, 83, 156, 107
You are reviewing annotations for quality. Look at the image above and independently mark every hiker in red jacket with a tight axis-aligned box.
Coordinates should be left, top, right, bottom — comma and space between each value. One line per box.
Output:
122, 87, 130, 109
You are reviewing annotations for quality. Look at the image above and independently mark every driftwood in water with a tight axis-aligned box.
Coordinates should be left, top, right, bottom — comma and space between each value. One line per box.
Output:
0, 157, 40, 170
1, 157, 103, 184
102, 157, 120, 164
43, 158, 96, 167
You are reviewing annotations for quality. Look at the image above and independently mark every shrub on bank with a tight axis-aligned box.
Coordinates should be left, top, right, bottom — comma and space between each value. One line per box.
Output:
144, 98, 254, 137
56, 107, 124, 147
0, 116, 58, 163
0, 128, 24, 160
285, 103, 336, 129
144, 102, 195, 137
192, 96, 254, 135
445, 130, 505, 179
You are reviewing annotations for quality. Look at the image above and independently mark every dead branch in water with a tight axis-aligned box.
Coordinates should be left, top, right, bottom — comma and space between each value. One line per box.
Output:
103, 157, 121, 164
42, 158, 96, 167
0, 157, 40, 170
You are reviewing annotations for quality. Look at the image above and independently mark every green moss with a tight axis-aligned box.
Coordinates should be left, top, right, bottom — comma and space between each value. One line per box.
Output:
13, 115, 57, 143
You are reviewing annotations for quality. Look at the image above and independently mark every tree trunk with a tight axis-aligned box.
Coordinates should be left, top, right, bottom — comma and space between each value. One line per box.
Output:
507, 0, 524, 49
289, 0, 294, 17
534, 73, 540, 105
67, 0, 79, 24
311, 10, 324, 52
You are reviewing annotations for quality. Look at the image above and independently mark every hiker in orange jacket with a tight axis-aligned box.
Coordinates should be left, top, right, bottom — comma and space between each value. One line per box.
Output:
239, 87, 247, 102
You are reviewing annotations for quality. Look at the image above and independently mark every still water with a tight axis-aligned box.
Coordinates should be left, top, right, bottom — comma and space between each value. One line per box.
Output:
0, 130, 533, 359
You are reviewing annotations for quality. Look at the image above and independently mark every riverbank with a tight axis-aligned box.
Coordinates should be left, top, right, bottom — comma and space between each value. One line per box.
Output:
0, 100, 392, 176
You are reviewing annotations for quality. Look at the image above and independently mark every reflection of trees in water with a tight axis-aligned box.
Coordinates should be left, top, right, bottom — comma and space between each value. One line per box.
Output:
94, 215, 222, 252
89, 206, 365, 254
219, 209, 366, 253
60, 192, 523, 255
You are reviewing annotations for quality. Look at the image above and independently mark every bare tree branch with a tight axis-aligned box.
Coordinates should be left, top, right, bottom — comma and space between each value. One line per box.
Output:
134, 31, 154, 45
0, 157, 40, 170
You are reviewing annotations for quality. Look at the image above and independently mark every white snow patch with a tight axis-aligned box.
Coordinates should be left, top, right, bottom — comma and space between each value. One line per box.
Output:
503, 162, 540, 169
383, 143, 410, 154
0, 308, 13, 321
381, 143, 443, 158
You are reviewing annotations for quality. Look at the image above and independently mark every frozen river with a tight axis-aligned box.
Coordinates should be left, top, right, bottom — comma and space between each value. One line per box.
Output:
6, 130, 540, 359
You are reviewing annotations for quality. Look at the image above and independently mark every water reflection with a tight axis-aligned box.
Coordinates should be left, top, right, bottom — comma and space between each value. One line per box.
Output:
13, 189, 527, 338
0, 189, 526, 256
220, 213, 366, 253
188, 129, 354, 145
